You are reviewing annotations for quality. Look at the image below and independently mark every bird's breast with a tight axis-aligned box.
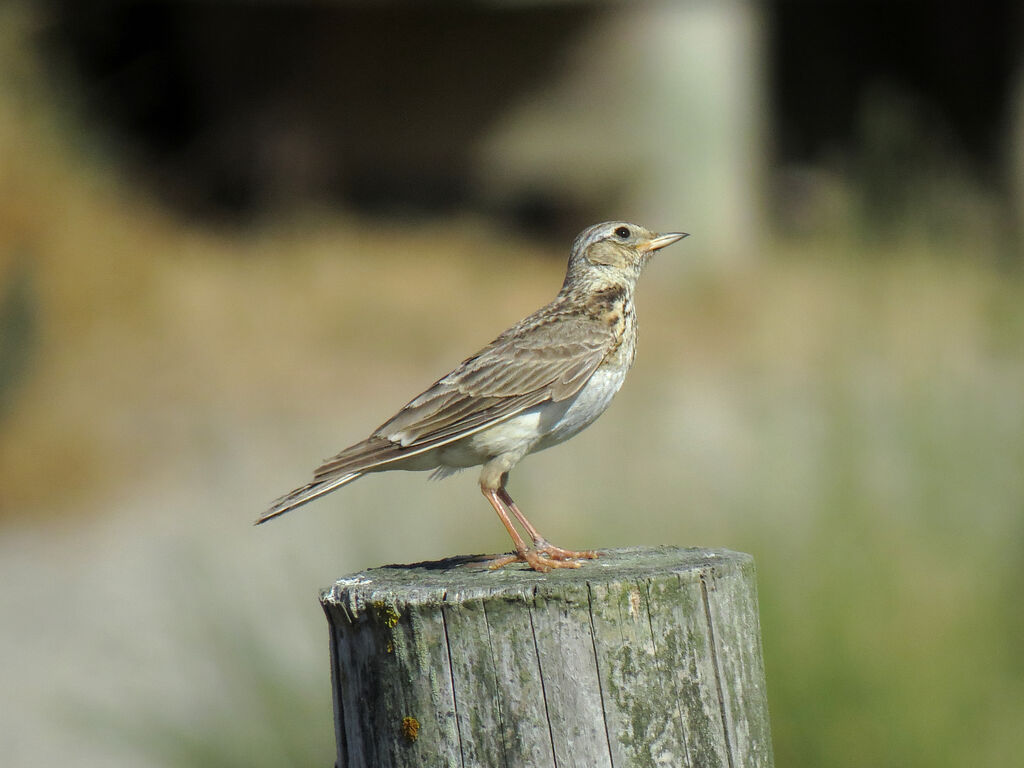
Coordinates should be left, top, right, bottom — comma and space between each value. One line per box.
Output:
532, 362, 630, 452
437, 361, 631, 469
591, 290, 637, 370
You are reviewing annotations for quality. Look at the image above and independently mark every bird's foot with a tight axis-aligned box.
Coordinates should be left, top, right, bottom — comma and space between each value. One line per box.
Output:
532, 538, 599, 562
483, 553, 523, 570
484, 545, 595, 573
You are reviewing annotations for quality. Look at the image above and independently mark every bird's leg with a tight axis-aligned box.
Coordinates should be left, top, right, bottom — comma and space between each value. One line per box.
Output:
480, 486, 581, 572
497, 488, 598, 562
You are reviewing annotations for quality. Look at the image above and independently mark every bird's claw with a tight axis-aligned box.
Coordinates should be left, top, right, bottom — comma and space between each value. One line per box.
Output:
484, 545, 598, 573
532, 538, 599, 562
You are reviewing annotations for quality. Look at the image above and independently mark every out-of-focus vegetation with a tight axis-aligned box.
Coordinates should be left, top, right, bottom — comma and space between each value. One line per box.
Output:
2, 3, 1023, 768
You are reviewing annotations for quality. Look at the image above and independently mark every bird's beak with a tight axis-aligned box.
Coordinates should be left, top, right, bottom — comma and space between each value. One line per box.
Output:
644, 232, 689, 252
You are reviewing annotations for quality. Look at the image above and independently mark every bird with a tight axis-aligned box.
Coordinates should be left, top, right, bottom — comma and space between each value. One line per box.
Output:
258, 221, 688, 571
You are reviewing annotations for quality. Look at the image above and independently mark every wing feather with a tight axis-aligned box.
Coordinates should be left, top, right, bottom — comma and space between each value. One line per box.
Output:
311, 306, 613, 479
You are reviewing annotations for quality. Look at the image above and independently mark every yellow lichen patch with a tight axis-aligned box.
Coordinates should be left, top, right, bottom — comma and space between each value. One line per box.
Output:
400, 716, 420, 743
373, 601, 401, 628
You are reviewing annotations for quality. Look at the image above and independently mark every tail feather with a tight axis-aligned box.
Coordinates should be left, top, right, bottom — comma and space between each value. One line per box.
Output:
255, 471, 363, 524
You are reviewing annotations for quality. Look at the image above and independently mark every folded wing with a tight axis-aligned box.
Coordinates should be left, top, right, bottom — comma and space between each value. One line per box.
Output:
315, 310, 612, 478
258, 307, 612, 524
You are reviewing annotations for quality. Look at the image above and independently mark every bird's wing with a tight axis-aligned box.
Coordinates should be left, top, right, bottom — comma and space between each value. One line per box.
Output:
312, 310, 613, 479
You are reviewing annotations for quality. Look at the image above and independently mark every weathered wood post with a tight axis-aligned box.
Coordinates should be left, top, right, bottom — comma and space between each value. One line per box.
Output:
321, 546, 773, 768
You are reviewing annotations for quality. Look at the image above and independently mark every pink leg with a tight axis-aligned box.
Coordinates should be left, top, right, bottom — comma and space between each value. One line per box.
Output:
480, 486, 585, 572
497, 488, 598, 562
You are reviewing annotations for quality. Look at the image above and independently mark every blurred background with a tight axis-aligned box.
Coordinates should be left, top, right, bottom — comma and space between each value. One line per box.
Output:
2, 1, 1023, 766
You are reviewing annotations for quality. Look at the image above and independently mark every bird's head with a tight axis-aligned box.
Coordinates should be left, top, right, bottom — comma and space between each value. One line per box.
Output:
562, 221, 688, 294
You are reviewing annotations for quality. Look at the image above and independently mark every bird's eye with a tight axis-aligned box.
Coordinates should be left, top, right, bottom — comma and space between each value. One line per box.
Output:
614, 226, 630, 239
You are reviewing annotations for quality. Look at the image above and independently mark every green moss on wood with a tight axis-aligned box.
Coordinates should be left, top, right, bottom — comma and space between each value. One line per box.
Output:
323, 546, 773, 768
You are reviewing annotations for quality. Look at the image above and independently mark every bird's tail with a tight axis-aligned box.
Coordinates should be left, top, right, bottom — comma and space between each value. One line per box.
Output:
255, 471, 363, 525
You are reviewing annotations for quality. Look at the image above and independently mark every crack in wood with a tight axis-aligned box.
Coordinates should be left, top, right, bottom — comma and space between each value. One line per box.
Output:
586, 581, 616, 765
441, 594, 467, 768
480, 599, 511, 768
528, 595, 560, 768
701, 571, 736, 768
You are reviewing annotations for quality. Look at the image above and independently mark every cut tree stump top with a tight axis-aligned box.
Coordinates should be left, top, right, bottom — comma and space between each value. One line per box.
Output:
322, 545, 750, 612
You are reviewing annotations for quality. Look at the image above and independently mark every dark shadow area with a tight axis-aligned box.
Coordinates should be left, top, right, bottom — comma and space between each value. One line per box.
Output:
37, 1, 598, 229
769, 0, 1022, 243
33, 1, 1024, 243
771, 0, 1017, 175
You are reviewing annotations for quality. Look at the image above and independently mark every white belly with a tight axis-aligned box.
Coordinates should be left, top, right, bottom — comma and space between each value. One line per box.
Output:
397, 363, 629, 474
532, 363, 628, 451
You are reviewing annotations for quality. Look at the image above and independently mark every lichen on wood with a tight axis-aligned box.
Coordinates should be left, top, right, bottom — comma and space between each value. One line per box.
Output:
322, 546, 773, 768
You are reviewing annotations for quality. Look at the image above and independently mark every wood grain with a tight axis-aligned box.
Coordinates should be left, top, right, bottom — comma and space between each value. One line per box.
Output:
322, 546, 773, 768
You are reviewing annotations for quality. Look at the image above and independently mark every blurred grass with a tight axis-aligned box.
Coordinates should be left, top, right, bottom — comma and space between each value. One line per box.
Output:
67, 569, 335, 768
3, 2, 1024, 767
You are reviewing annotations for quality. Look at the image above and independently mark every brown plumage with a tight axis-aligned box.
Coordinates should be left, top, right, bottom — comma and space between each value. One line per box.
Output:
259, 221, 687, 571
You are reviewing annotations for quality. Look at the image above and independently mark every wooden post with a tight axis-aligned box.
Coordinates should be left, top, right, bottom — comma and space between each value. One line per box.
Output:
321, 546, 773, 768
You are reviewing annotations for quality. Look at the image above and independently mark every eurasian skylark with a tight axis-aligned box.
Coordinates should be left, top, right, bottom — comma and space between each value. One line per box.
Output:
258, 221, 687, 571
